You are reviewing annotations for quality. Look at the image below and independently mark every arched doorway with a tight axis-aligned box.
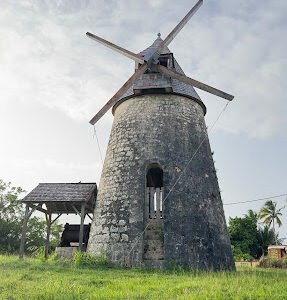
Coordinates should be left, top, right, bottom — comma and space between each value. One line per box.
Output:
143, 164, 164, 261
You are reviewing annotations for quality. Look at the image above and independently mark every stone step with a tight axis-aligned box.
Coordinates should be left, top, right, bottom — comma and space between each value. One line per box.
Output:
143, 259, 165, 269
143, 239, 164, 260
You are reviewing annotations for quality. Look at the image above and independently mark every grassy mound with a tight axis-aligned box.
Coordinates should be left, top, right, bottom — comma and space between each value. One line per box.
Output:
0, 255, 287, 299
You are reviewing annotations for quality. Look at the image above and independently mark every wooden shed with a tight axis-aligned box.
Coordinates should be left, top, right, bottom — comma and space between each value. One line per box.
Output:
268, 245, 287, 259
19, 182, 97, 259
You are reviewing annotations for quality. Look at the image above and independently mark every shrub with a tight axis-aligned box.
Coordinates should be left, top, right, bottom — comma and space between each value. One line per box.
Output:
36, 246, 46, 262
73, 251, 110, 268
258, 256, 287, 268
48, 251, 58, 261
234, 253, 254, 262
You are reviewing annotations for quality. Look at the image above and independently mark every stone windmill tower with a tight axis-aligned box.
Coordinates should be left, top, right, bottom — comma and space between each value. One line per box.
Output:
87, 0, 235, 270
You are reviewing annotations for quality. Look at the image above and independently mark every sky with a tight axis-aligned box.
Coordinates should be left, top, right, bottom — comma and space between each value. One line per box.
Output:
0, 0, 286, 239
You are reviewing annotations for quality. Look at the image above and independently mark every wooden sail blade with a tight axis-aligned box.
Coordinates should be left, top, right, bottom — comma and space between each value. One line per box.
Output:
86, 32, 144, 64
158, 65, 234, 101
157, 0, 203, 54
89, 64, 148, 125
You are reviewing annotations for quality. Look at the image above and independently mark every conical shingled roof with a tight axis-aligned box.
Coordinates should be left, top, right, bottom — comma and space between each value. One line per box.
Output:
138, 34, 171, 57
118, 35, 202, 104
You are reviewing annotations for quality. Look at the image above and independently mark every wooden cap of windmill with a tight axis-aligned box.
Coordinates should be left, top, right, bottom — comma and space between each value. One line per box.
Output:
86, 0, 233, 125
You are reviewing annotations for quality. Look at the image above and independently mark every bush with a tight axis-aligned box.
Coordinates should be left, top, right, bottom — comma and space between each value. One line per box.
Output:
73, 251, 110, 268
258, 256, 287, 268
234, 253, 254, 262
35, 246, 46, 262
48, 251, 58, 261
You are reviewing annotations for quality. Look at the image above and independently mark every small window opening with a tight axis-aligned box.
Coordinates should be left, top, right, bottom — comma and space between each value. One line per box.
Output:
158, 56, 169, 67
158, 53, 174, 69
146, 165, 163, 219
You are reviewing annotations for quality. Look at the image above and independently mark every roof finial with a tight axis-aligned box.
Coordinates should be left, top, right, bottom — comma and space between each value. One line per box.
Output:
157, 32, 161, 38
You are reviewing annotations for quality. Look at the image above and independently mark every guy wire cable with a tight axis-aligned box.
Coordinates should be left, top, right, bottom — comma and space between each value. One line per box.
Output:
126, 101, 231, 262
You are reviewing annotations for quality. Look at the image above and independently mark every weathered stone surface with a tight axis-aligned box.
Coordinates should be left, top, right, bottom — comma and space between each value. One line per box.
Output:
55, 247, 78, 260
87, 94, 235, 270
143, 219, 164, 260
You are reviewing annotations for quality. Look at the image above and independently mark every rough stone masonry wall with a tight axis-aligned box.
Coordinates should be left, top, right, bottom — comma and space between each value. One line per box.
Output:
87, 94, 235, 270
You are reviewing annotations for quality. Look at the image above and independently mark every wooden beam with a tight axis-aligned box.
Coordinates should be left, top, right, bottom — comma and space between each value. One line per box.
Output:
86, 214, 93, 221
145, 188, 150, 220
161, 188, 164, 218
72, 204, 80, 215
63, 202, 69, 214
19, 205, 32, 260
51, 214, 62, 225
79, 204, 86, 252
86, 32, 144, 64
27, 203, 48, 214
89, 63, 148, 125
150, 187, 155, 219
157, 65, 234, 101
158, 0, 203, 52
45, 213, 52, 259
156, 188, 161, 220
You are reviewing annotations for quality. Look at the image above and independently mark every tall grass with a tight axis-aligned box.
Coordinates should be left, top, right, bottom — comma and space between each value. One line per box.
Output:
0, 255, 287, 299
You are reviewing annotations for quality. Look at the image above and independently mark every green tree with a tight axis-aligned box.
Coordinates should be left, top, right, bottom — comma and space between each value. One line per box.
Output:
0, 179, 25, 219
257, 225, 278, 257
259, 200, 284, 244
228, 214, 259, 260
245, 209, 258, 223
0, 179, 62, 254
0, 217, 23, 253
0, 180, 24, 252
229, 206, 285, 260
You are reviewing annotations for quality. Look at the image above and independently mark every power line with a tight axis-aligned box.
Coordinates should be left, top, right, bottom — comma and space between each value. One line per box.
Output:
223, 193, 287, 206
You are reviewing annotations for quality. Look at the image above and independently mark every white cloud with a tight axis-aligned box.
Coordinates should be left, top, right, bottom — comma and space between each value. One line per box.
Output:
0, 0, 286, 139
174, 0, 287, 138
0, 157, 102, 192
0, 1, 131, 122
148, 0, 165, 8
0, 0, 286, 234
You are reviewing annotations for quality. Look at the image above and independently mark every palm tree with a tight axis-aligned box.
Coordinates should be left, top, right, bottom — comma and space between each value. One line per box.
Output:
257, 225, 278, 256
259, 200, 284, 244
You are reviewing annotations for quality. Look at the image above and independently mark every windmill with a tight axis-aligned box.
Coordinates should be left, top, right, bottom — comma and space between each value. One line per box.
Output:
87, 0, 233, 125
86, 0, 235, 270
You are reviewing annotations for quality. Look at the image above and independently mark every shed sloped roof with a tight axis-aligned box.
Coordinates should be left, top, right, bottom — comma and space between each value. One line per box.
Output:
268, 245, 287, 250
23, 183, 97, 203
22, 183, 97, 214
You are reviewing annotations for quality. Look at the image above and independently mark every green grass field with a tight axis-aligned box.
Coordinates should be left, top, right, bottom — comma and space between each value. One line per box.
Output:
0, 255, 287, 300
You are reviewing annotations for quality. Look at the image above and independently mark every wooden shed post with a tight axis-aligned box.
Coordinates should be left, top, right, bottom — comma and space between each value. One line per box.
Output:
79, 203, 86, 251
19, 204, 35, 259
19, 204, 32, 260
45, 213, 52, 259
